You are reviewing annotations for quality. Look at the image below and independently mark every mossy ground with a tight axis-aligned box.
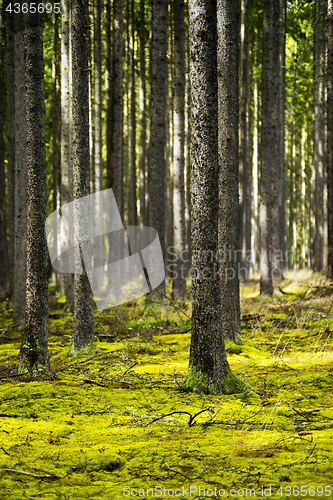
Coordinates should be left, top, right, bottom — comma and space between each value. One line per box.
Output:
0, 273, 332, 499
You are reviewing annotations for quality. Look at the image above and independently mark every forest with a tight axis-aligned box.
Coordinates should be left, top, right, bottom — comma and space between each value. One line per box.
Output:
0, 0, 332, 498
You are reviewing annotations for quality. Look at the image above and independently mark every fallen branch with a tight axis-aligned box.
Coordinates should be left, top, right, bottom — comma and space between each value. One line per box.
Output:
82, 379, 107, 388
0, 468, 62, 480
148, 408, 212, 427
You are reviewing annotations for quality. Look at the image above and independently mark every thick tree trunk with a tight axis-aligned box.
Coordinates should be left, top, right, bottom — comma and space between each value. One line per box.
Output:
70, 0, 95, 355
61, 0, 74, 309
13, 11, 27, 324
184, 0, 246, 395
327, 0, 333, 278
5, 11, 15, 301
259, 0, 274, 295
218, 0, 241, 342
0, 10, 6, 302
18, 9, 49, 374
148, 0, 167, 298
171, 0, 186, 300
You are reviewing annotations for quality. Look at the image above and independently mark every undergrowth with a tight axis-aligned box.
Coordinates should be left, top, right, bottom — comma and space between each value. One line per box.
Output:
0, 272, 332, 499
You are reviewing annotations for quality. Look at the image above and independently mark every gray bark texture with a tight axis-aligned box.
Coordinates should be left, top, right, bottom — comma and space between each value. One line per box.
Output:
259, 0, 274, 295
129, 0, 137, 227
139, 0, 147, 226
327, 0, 333, 278
239, 0, 251, 282
105, 0, 111, 197
148, 0, 167, 297
5, 10, 15, 300
184, 0, 245, 395
61, 0, 74, 309
18, 10, 49, 374
279, 0, 286, 269
313, 0, 326, 272
270, 0, 282, 280
52, 11, 61, 284
171, 0, 186, 300
0, 10, 6, 301
70, 0, 95, 355
13, 10, 27, 324
108, 0, 123, 215
218, 0, 241, 342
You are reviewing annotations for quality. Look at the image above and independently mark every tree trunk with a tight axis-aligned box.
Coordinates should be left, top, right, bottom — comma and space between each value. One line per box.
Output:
148, 0, 167, 298
251, 31, 260, 275
70, 0, 95, 355
92, 0, 103, 284
129, 0, 137, 227
139, 0, 147, 226
171, 0, 186, 300
13, 10, 27, 324
0, 9, 6, 302
239, 0, 251, 282
105, 0, 111, 191
5, 10, 15, 301
259, 0, 274, 295
184, 0, 246, 395
61, 0, 74, 309
18, 9, 49, 373
270, 0, 283, 280
218, 0, 241, 342
279, 0, 286, 270
313, 0, 326, 272
52, 10, 61, 285
327, 0, 333, 278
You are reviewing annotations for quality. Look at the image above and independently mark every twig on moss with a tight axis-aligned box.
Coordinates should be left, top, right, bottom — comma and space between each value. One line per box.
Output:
122, 362, 138, 377
82, 378, 107, 387
148, 408, 212, 427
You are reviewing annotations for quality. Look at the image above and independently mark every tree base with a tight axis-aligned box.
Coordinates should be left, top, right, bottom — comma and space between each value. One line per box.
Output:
183, 365, 251, 395
68, 340, 99, 357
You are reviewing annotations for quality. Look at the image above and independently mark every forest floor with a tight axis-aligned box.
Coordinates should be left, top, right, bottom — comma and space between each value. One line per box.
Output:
0, 271, 332, 499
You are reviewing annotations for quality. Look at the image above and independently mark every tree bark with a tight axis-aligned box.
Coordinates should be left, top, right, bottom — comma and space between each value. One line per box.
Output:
61, 0, 74, 309
148, 0, 167, 298
313, 0, 326, 272
13, 10, 27, 324
70, 0, 95, 355
5, 10, 15, 301
129, 0, 137, 227
171, 0, 186, 300
327, 0, 333, 278
0, 8, 6, 302
18, 9, 49, 373
259, 0, 274, 295
184, 0, 246, 395
139, 0, 147, 226
218, 0, 241, 341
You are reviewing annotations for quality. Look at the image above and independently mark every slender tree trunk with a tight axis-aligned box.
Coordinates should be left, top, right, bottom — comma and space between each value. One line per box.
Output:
251, 31, 260, 275
13, 10, 27, 324
0, 7, 6, 302
259, 0, 274, 295
270, 0, 283, 280
52, 11, 61, 285
171, 0, 186, 300
93, 0, 103, 283
139, 0, 147, 226
61, 0, 74, 309
279, 0, 286, 270
185, 0, 245, 395
5, 10, 15, 301
148, 0, 167, 297
124, 0, 130, 225
18, 9, 49, 373
239, 0, 251, 282
129, 0, 137, 226
327, 0, 333, 278
105, 0, 111, 187
313, 0, 326, 272
218, 0, 241, 341
70, 0, 95, 355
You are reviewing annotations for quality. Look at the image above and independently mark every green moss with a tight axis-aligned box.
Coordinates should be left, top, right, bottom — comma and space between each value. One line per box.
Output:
183, 365, 251, 395
68, 340, 100, 357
